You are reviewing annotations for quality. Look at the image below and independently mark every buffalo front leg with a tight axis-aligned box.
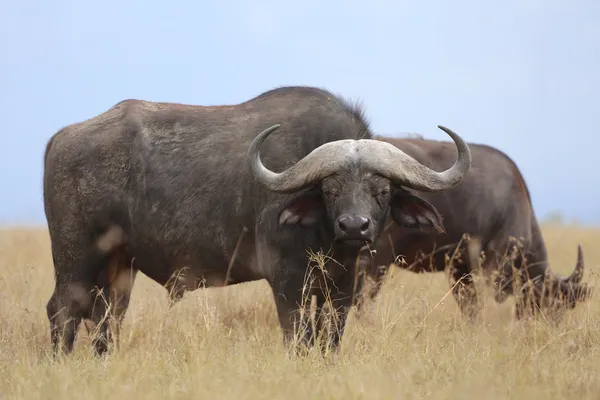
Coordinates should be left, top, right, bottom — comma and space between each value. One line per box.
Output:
269, 268, 318, 356
353, 262, 390, 317
270, 269, 354, 356
449, 261, 479, 319
315, 273, 356, 355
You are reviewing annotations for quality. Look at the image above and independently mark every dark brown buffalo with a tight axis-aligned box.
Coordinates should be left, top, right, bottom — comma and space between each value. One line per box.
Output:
42, 86, 472, 357
355, 135, 591, 320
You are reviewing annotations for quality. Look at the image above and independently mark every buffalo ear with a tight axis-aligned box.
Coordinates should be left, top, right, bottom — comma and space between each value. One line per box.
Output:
279, 191, 325, 227
390, 191, 445, 233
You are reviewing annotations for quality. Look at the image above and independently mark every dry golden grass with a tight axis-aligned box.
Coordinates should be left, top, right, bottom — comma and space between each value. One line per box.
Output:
1, 224, 600, 399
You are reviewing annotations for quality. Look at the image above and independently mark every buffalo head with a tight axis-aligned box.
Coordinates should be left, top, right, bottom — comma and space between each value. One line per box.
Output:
248, 124, 472, 249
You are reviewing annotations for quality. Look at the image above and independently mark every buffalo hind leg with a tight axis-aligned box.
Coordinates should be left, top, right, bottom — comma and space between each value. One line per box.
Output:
47, 280, 94, 356
89, 249, 138, 355
46, 250, 110, 356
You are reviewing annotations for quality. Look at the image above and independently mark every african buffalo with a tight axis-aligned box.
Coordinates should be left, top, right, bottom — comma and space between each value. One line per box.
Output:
43, 86, 471, 357
355, 135, 591, 320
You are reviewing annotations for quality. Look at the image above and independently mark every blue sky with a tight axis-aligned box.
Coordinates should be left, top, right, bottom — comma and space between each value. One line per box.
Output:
1, 0, 598, 225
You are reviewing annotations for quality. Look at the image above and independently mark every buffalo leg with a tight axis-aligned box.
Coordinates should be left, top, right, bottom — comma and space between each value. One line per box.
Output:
47, 280, 93, 356
315, 271, 356, 354
270, 268, 355, 356
354, 263, 390, 316
89, 287, 111, 355
89, 250, 138, 355
46, 249, 109, 356
448, 261, 479, 318
255, 221, 320, 354
485, 238, 535, 319
269, 267, 317, 355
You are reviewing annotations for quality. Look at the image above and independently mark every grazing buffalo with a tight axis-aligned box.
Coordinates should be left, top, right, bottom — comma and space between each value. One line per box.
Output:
43, 86, 471, 357
355, 135, 591, 320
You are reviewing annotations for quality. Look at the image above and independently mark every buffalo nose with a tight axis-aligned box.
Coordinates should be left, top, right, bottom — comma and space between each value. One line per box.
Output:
336, 214, 371, 239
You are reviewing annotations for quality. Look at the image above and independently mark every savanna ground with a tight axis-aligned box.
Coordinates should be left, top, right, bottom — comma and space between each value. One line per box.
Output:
1, 225, 600, 399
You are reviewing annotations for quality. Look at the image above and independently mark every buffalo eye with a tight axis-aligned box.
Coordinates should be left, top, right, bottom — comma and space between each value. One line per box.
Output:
372, 186, 390, 201
322, 188, 339, 198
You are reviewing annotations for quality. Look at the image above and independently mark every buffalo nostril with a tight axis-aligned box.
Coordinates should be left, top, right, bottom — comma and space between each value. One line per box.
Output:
359, 218, 370, 232
337, 216, 350, 233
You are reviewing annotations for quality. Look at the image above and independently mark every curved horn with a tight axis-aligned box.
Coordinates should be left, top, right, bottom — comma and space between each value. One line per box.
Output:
248, 124, 370, 193
357, 125, 472, 192
248, 124, 472, 193
564, 245, 585, 284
